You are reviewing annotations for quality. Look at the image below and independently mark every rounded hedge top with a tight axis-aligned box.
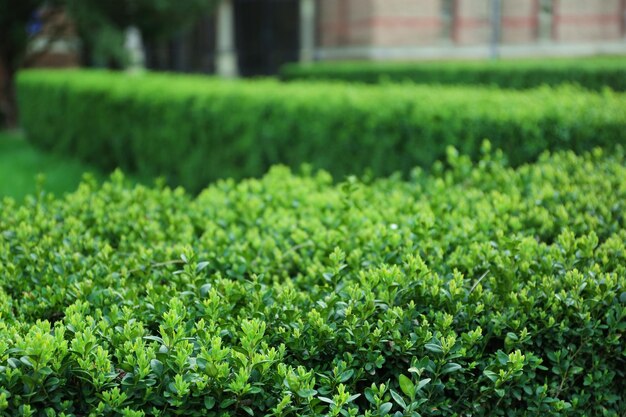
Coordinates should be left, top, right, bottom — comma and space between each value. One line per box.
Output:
1, 146, 625, 416
16, 69, 626, 193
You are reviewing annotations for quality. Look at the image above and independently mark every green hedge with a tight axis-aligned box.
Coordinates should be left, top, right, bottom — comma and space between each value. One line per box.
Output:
281, 56, 626, 91
1, 148, 625, 416
17, 69, 626, 193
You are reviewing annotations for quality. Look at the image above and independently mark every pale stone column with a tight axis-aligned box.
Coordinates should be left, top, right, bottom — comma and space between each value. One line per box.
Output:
299, 0, 316, 63
216, 0, 238, 77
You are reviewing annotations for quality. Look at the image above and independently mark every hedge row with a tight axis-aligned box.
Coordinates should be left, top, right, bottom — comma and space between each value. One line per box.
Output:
17, 69, 626, 193
280, 56, 626, 91
1, 148, 625, 416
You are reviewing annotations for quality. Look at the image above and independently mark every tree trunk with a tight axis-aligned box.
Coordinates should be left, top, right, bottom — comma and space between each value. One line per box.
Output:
0, 55, 18, 129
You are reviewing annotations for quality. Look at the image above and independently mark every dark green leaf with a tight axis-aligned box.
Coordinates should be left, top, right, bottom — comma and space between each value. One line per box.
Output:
441, 363, 462, 374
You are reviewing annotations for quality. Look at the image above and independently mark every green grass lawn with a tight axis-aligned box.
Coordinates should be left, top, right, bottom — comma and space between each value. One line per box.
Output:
0, 130, 105, 200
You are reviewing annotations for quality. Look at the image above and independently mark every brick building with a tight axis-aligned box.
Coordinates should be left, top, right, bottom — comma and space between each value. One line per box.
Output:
208, 0, 626, 76
20, 1, 626, 77
312, 0, 626, 58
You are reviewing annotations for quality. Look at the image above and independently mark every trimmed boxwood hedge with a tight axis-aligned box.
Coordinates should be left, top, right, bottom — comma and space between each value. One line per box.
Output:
280, 56, 626, 91
1, 147, 625, 416
16, 69, 626, 193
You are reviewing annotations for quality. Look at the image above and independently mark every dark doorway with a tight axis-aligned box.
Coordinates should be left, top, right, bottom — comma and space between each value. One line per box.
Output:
234, 0, 300, 76
145, 14, 216, 74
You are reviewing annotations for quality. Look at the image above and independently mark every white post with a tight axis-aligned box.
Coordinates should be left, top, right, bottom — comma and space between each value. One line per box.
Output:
216, 0, 238, 77
124, 26, 145, 72
299, 0, 316, 63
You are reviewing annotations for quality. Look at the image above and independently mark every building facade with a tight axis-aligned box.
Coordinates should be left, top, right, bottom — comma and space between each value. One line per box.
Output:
23, 1, 626, 77
209, 0, 626, 76
313, 0, 626, 60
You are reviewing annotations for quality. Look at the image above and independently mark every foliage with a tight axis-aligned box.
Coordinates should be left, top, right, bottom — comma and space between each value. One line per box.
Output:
0, 0, 41, 69
16, 69, 626, 193
0, 0, 214, 126
0, 147, 625, 415
281, 56, 626, 91
64, 0, 216, 67
67, 0, 216, 40
0, 0, 43, 127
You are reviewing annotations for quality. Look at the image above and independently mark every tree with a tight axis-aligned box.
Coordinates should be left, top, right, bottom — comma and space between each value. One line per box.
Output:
0, 0, 44, 127
0, 0, 216, 128
66, 0, 217, 68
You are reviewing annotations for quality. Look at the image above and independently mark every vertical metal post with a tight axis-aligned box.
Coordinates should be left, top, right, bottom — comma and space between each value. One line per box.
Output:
622, 0, 626, 39
490, 0, 501, 59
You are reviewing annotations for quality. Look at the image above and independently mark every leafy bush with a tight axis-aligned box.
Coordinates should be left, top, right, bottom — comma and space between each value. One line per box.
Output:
1, 146, 625, 416
17, 69, 626, 193
281, 56, 626, 91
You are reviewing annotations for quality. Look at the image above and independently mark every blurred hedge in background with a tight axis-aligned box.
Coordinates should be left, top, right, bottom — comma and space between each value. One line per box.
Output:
281, 56, 626, 91
17, 69, 626, 192
0, 148, 625, 416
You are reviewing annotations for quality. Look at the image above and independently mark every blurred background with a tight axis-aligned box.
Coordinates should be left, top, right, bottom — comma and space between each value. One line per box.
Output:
1, 0, 625, 199
5, 0, 626, 79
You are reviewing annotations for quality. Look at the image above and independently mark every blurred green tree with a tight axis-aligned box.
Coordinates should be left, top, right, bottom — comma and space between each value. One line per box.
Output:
0, 0, 42, 127
66, 0, 217, 68
0, 0, 216, 128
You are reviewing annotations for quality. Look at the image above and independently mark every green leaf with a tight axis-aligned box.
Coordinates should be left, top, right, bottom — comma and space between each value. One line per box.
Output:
483, 370, 498, 382
196, 261, 210, 272
248, 386, 263, 394
38, 366, 53, 376
416, 378, 431, 391
389, 389, 406, 409
364, 388, 376, 404
150, 359, 164, 376
347, 393, 361, 402
20, 357, 34, 368
441, 363, 462, 374
143, 335, 164, 344
200, 283, 212, 296
204, 396, 216, 410
220, 398, 237, 408
398, 374, 415, 398
297, 389, 317, 398
379, 402, 393, 415
424, 343, 443, 354
496, 350, 509, 365
45, 377, 60, 389
339, 369, 354, 382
